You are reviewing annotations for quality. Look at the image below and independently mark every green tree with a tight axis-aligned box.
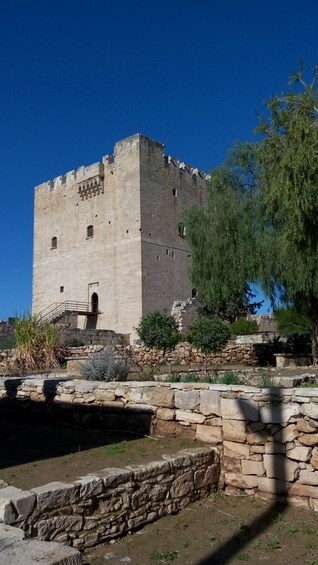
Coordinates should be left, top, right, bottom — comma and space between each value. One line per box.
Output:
274, 307, 310, 336
255, 65, 318, 362
187, 316, 230, 355
136, 311, 180, 354
184, 64, 318, 363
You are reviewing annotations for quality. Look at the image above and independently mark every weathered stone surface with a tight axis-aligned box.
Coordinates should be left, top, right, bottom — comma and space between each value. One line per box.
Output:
175, 410, 205, 424
296, 419, 318, 433
246, 429, 269, 445
223, 441, 249, 459
263, 454, 299, 481
290, 483, 318, 498
287, 446, 311, 462
97, 468, 132, 487
170, 470, 193, 497
223, 419, 246, 442
299, 469, 318, 486
264, 441, 285, 454
175, 390, 199, 410
221, 398, 259, 421
225, 472, 258, 489
257, 476, 290, 494
31, 482, 77, 512
73, 476, 104, 499
241, 460, 264, 476
298, 433, 318, 446
199, 390, 221, 416
273, 424, 297, 443
157, 408, 175, 421
223, 456, 241, 473
301, 403, 318, 419
94, 390, 116, 402
0, 523, 24, 551
143, 387, 174, 408
260, 404, 300, 423
310, 448, 318, 470
0, 539, 82, 564
0, 487, 35, 522
154, 419, 178, 436
37, 515, 84, 539
196, 425, 222, 443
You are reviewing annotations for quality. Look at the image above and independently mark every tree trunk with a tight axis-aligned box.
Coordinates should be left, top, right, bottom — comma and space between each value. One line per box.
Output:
308, 295, 318, 366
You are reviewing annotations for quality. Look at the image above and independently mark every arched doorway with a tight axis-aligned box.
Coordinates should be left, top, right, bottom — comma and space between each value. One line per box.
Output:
91, 292, 99, 314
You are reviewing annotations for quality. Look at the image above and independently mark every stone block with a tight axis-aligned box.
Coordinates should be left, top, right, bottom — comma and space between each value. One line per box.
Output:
290, 483, 318, 498
273, 424, 297, 443
287, 446, 311, 462
143, 387, 174, 408
298, 433, 318, 446
154, 419, 178, 436
175, 410, 205, 424
260, 403, 300, 423
94, 390, 116, 402
0, 539, 82, 564
97, 468, 132, 487
296, 419, 318, 433
301, 404, 318, 419
310, 447, 318, 470
257, 476, 290, 494
0, 523, 25, 550
224, 472, 258, 490
170, 470, 194, 497
223, 441, 249, 459
246, 430, 269, 445
73, 476, 104, 499
36, 515, 84, 539
223, 419, 246, 442
223, 456, 241, 474
221, 398, 259, 421
265, 441, 285, 454
127, 460, 170, 481
32, 482, 77, 512
175, 390, 199, 410
0, 487, 35, 522
263, 454, 299, 481
157, 408, 175, 420
199, 390, 221, 416
241, 460, 265, 476
299, 469, 318, 486
196, 425, 222, 443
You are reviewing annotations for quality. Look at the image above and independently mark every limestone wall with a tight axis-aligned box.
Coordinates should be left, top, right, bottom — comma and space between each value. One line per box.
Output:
0, 448, 218, 550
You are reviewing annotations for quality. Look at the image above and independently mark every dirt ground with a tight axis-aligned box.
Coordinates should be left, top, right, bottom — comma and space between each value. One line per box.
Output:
84, 492, 318, 565
0, 411, 204, 489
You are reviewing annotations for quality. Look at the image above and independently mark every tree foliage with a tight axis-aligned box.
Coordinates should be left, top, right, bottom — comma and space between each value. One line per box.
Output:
230, 317, 258, 337
274, 307, 310, 337
187, 316, 230, 355
136, 311, 180, 353
184, 64, 318, 363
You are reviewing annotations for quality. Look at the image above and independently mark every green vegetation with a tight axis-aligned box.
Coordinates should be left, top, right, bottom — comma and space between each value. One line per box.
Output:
230, 317, 258, 336
136, 311, 180, 354
165, 370, 243, 385
0, 335, 16, 350
80, 347, 129, 382
184, 64, 318, 363
274, 307, 310, 336
187, 316, 230, 355
150, 550, 179, 562
10, 313, 65, 373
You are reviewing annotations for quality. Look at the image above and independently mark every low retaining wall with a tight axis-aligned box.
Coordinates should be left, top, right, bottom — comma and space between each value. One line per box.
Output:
0, 448, 219, 550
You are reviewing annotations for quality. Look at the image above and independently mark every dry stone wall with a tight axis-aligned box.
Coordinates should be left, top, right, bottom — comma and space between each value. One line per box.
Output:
1, 377, 318, 514
0, 448, 219, 551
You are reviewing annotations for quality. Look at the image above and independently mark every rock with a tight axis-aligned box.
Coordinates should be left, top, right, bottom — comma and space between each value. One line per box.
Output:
0, 487, 35, 523
299, 469, 318, 486
175, 390, 199, 410
290, 483, 318, 499
310, 447, 318, 470
298, 433, 318, 446
241, 460, 265, 476
221, 398, 259, 421
260, 404, 300, 424
273, 424, 297, 443
296, 419, 318, 433
199, 391, 221, 416
31, 483, 77, 512
175, 410, 205, 424
0, 539, 82, 564
196, 425, 222, 443
263, 454, 299, 481
156, 408, 175, 420
223, 419, 246, 442
223, 441, 249, 459
287, 446, 311, 462
143, 387, 174, 408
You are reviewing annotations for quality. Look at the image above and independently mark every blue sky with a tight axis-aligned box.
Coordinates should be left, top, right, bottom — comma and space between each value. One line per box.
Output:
1, 0, 318, 319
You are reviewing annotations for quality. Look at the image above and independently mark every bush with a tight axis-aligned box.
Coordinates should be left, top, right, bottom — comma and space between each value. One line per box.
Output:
11, 314, 65, 373
230, 317, 258, 337
80, 347, 129, 382
274, 307, 310, 336
136, 311, 180, 353
187, 316, 230, 354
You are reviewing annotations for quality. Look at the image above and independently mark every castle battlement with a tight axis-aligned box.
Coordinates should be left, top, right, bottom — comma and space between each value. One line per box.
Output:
35, 134, 208, 193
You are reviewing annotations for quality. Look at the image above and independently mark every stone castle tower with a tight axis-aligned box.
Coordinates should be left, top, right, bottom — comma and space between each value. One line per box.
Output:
32, 134, 207, 340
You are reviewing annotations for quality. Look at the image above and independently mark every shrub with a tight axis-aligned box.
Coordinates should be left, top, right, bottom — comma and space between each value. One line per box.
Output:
230, 317, 258, 337
274, 307, 310, 336
80, 347, 129, 382
187, 316, 230, 354
136, 311, 180, 353
11, 314, 65, 373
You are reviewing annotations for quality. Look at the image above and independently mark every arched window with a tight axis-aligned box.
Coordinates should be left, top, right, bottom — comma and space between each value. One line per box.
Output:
87, 225, 94, 238
91, 292, 99, 313
51, 236, 57, 249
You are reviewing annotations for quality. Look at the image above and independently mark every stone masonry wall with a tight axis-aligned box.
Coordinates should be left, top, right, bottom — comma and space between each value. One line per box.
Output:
1, 378, 318, 511
0, 448, 219, 550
